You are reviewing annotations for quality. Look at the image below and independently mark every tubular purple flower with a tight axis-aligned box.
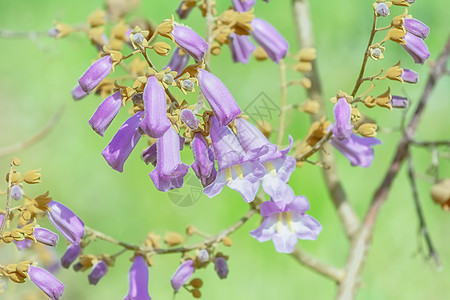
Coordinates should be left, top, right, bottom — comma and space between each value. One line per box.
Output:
142, 143, 157, 166
250, 18, 288, 63
214, 257, 229, 279
89, 91, 122, 136
72, 84, 88, 100
329, 133, 382, 168
11, 185, 23, 200
141, 76, 171, 138
28, 265, 64, 300
332, 98, 354, 140
203, 116, 265, 203
15, 239, 32, 251
88, 260, 108, 285
176, 3, 194, 19
402, 32, 430, 65
229, 33, 256, 64
180, 109, 199, 130
165, 47, 190, 74
404, 18, 430, 40
47, 201, 85, 245
149, 126, 189, 192
124, 256, 151, 300
171, 260, 195, 293
401, 69, 419, 83
197, 69, 241, 126
34, 227, 59, 247
172, 25, 208, 62
250, 187, 322, 253
61, 244, 82, 269
78, 55, 113, 94
191, 133, 217, 187
232, 0, 255, 12
390, 95, 409, 108
102, 111, 143, 172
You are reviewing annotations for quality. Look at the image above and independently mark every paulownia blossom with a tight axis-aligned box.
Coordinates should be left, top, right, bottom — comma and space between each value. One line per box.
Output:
88, 260, 108, 285
232, 0, 255, 12
229, 33, 256, 64
124, 256, 151, 300
250, 187, 322, 253
61, 244, 82, 269
172, 25, 208, 62
250, 18, 288, 63
78, 55, 113, 94
329, 133, 382, 168
332, 98, 353, 140
47, 201, 85, 245
165, 47, 189, 74
28, 265, 65, 300
191, 133, 217, 187
203, 116, 265, 203
89, 91, 122, 136
33, 227, 59, 247
402, 18, 430, 64
171, 260, 195, 293
235, 118, 296, 201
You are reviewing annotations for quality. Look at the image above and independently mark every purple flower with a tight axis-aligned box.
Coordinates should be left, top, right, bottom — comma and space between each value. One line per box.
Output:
11, 185, 23, 200
15, 239, 32, 251
332, 98, 353, 140
171, 260, 195, 293
229, 33, 256, 64
180, 109, 199, 130
232, 0, 255, 12
197, 69, 241, 127
47, 201, 85, 245
149, 126, 189, 192
203, 116, 265, 203
390, 95, 409, 108
28, 265, 64, 300
102, 111, 143, 172
61, 244, 82, 269
330, 133, 381, 168
165, 47, 189, 74
191, 133, 217, 187
34, 227, 59, 247
88, 260, 108, 285
250, 18, 288, 63
78, 56, 113, 94
124, 256, 151, 300
401, 69, 419, 83
235, 118, 296, 202
72, 84, 88, 101
402, 32, 430, 65
250, 188, 322, 253
140, 76, 171, 138
404, 18, 430, 40
142, 143, 157, 166
214, 257, 229, 279
176, 3, 194, 19
89, 91, 122, 136
172, 25, 208, 62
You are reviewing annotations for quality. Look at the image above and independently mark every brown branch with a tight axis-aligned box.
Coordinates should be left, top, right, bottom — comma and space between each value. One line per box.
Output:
0, 162, 14, 236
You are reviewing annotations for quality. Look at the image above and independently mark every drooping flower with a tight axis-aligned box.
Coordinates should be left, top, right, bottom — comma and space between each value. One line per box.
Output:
332, 98, 353, 140
250, 18, 288, 63
88, 260, 108, 285
404, 18, 430, 40
229, 33, 256, 64
28, 265, 65, 300
78, 55, 113, 94
140, 76, 171, 138
102, 111, 143, 172
401, 69, 419, 83
33, 227, 59, 247
232, 0, 255, 12
176, 2, 194, 19
197, 69, 241, 127
329, 133, 382, 168
172, 25, 208, 62
47, 201, 85, 245
165, 47, 190, 74
214, 257, 229, 279
171, 260, 195, 293
149, 126, 189, 192
191, 133, 217, 187
402, 32, 430, 65
124, 256, 151, 300
235, 118, 296, 202
89, 91, 122, 136
250, 188, 322, 253
61, 244, 82, 269
390, 95, 409, 108
203, 116, 265, 203
71, 84, 88, 101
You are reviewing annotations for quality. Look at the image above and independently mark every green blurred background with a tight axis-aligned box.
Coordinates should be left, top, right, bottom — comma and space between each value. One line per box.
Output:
0, 0, 449, 299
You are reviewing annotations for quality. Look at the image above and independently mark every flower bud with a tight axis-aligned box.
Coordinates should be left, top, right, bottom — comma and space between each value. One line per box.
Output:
180, 109, 199, 130
431, 179, 450, 210
357, 123, 377, 137
376, 3, 390, 17
71, 84, 88, 101
197, 249, 210, 263
124, 256, 151, 300
88, 91, 122, 136
88, 260, 108, 285
404, 18, 430, 40
132, 32, 145, 46
250, 18, 288, 63
402, 32, 430, 65
61, 244, 82, 269
214, 257, 229, 279
78, 56, 113, 94
11, 185, 23, 200
153, 41, 171, 56
401, 69, 419, 84
34, 227, 59, 247
163, 73, 174, 85
47, 201, 85, 245
172, 25, 208, 62
390, 95, 409, 108
181, 79, 194, 91
171, 260, 195, 293
28, 265, 65, 300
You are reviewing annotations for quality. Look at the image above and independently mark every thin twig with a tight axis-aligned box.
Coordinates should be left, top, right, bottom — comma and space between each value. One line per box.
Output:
277, 59, 288, 146
0, 162, 14, 236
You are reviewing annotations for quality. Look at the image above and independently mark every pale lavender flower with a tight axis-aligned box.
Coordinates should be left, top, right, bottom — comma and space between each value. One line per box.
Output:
15, 239, 32, 251
89, 91, 122, 136
78, 56, 113, 94
191, 133, 217, 187
391, 95, 409, 108
332, 98, 353, 140
250, 18, 288, 63
402, 32, 430, 65
250, 187, 321, 253
214, 257, 229, 279
165, 47, 190, 74
197, 249, 210, 263
232, 0, 255, 12
71, 84, 88, 101
140, 76, 171, 138
229, 33, 256, 64
47, 201, 85, 245
404, 18, 430, 40
28, 265, 64, 300
11, 185, 23, 200
197, 69, 241, 127
102, 111, 143, 172
124, 256, 151, 300
203, 116, 265, 203
34, 227, 59, 247
171, 260, 195, 293
235, 118, 296, 202
61, 244, 82, 269
330, 133, 381, 168
149, 126, 189, 192
88, 260, 108, 285
401, 69, 419, 83
180, 109, 199, 130
172, 26, 208, 62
